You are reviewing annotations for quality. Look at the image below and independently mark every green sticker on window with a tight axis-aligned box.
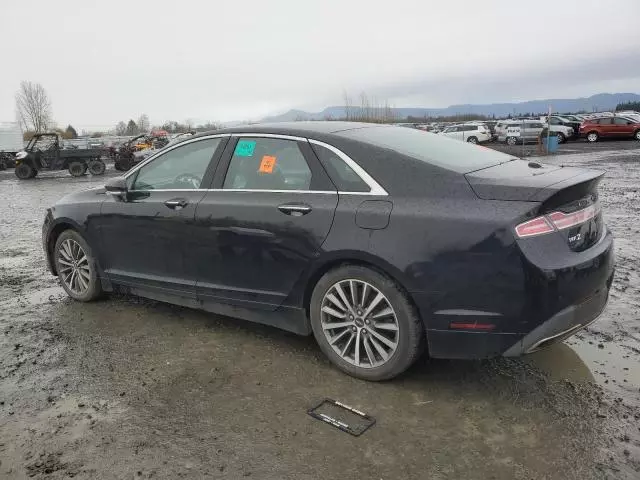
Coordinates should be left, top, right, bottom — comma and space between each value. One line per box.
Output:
235, 139, 256, 157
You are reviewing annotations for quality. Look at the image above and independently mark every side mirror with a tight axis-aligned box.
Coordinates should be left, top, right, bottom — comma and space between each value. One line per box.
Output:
105, 176, 128, 199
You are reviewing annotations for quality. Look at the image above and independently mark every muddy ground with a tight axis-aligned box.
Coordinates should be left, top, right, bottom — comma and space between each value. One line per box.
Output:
0, 140, 639, 479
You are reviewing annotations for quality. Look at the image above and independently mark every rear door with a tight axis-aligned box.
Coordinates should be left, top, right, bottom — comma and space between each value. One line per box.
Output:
190, 134, 338, 310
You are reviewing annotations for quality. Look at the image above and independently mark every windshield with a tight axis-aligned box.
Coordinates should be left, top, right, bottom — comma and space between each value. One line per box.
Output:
339, 125, 516, 173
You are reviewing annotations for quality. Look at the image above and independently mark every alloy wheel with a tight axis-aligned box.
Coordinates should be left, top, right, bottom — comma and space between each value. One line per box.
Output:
587, 133, 598, 142
320, 279, 399, 368
58, 239, 91, 295
635, 131, 640, 141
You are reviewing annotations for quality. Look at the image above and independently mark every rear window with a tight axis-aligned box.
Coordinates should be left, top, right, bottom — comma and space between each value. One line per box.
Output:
339, 125, 515, 173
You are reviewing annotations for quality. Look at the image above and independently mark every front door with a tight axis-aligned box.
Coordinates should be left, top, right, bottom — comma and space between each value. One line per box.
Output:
613, 116, 634, 137
190, 135, 338, 310
97, 135, 227, 299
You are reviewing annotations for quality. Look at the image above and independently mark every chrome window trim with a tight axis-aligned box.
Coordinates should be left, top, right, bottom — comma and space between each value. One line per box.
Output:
231, 133, 307, 142
122, 188, 381, 196
307, 139, 388, 196
123, 134, 231, 180
121, 133, 388, 197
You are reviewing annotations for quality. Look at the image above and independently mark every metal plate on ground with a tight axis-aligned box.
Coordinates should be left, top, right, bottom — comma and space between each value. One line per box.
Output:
307, 398, 375, 436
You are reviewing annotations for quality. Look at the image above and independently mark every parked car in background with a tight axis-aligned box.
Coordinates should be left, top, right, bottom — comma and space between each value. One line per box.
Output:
440, 124, 491, 144
546, 116, 580, 139
498, 120, 545, 145
42, 121, 614, 381
546, 123, 574, 143
494, 120, 516, 140
579, 116, 640, 142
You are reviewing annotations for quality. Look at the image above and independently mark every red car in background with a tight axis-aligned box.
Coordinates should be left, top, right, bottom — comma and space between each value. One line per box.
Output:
580, 116, 640, 142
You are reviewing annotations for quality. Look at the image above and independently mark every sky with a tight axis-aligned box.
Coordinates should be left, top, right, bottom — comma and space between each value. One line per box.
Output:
1, 0, 639, 131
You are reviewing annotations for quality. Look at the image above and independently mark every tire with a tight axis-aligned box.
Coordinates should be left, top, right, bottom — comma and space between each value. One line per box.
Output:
506, 136, 517, 146
466, 136, 478, 144
586, 132, 599, 143
88, 159, 106, 175
556, 133, 565, 144
634, 130, 640, 141
54, 230, 102, 302
15, 163, 34, 180
310, 265, 424, 381
69, 161, 87, 177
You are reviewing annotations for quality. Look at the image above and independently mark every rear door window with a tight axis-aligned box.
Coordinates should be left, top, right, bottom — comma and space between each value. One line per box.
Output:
223, 138, 312, 191
614, 117, 630, 125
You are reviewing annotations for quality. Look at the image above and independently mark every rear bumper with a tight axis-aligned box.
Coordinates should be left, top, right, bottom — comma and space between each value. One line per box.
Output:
424, 281, 610, 359
421, 228, 615, 359
502, 281, 610, 356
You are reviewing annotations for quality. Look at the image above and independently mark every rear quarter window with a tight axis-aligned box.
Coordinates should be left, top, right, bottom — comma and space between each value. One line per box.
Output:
339, 125, 515, 173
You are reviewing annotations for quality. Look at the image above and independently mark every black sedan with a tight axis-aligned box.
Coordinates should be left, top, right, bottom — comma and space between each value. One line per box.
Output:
43, 122, 614, 380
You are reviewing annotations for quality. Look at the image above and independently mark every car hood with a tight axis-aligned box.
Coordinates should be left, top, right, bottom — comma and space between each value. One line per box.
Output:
465, 159, 604, 202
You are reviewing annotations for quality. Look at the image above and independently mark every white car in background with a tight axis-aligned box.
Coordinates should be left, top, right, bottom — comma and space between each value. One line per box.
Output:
440, 124, 491, 144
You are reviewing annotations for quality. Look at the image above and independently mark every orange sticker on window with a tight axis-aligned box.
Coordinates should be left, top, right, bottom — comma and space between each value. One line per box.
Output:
258, 155, 276, 173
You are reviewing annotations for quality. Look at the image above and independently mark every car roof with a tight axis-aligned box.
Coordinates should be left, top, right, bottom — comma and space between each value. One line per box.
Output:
193, 121, 380, 140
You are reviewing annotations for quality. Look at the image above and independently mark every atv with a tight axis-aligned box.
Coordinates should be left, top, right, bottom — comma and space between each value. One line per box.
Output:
114, 133, 170, 171
14, 133, 106, 180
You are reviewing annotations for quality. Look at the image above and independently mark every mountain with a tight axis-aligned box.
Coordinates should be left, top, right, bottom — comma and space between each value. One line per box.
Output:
260, 93, 640, 122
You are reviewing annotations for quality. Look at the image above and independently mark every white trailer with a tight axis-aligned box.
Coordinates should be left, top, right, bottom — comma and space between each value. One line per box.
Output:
0, 122, 23, 170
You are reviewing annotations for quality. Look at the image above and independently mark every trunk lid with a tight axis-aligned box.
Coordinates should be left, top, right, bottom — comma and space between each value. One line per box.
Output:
464, 159, 604, 202
466, 159, 606, 252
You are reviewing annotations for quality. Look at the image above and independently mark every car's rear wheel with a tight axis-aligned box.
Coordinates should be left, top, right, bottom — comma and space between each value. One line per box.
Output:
88, 159, 106, 175
587, 132, 599, 143
310, 265, 424, 381
54, 230, 102, 302
506, 136, 517, 146
466, 136, 478, 144
69, 161, 87, 177
15, 163, 34, 179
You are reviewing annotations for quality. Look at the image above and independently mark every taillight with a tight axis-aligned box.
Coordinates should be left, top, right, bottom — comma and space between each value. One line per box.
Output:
547, 204, 598, 230
515, 216, 554, 238
515, 204, 599, 238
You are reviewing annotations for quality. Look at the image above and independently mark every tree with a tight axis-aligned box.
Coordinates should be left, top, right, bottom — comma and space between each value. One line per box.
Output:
616, 101, 640, 112
63, 125, 78, 139
137, 114, 150, 133
15, 81, 52, 132
125, 119, 139, 136
115, 121, 127, 136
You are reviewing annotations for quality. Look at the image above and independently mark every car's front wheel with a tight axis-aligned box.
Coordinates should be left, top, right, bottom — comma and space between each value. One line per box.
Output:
634, 130, 640, 141
506, 136, 517, 146
556, 132, 565, 143
310, 265, 424, 381
466, 136, 478, 144
54, 230, 102, 302
586, 132, 599, 143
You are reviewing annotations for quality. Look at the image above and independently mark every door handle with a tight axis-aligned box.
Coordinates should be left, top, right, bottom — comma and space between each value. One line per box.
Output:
278, 204, 312, 216
164, 198, 188, 210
